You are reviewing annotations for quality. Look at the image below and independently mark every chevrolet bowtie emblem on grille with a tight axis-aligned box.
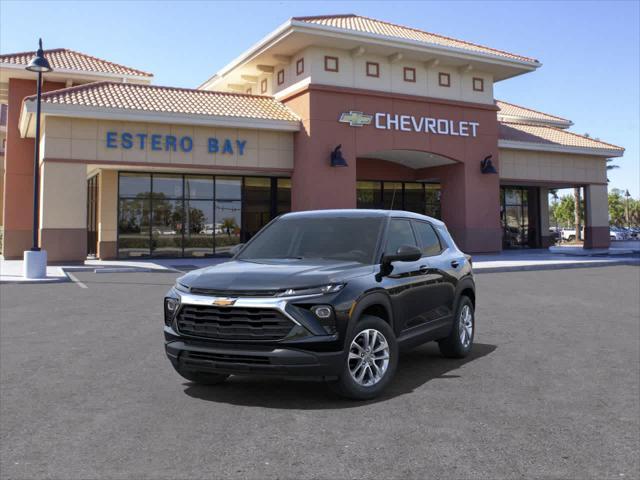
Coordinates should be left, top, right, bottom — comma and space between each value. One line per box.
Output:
339, 111, 373, 127
213, 298, 236, 306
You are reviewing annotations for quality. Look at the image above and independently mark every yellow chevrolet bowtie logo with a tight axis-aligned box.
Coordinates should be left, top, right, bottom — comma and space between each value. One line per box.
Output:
339, 111, 373, 127
213, 298, 236, 306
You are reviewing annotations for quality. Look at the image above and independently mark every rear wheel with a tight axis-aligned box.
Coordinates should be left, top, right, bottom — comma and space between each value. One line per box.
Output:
174, 367, 229, 385
438, 296, 474, 358
328, 315, 398, 400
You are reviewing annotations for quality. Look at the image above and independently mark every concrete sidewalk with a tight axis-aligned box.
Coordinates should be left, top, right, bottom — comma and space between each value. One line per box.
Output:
2, 249, 638, 283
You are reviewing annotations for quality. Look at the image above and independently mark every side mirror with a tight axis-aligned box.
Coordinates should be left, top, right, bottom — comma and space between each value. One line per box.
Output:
382, 245, 422, 265
229, 243, 245, 256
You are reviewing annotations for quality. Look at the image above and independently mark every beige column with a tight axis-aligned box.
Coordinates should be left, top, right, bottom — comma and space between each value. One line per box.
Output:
584, 184, 610, 249
98, 170, 118, 259
39, 161, 87, 261
539, 188, 552, 247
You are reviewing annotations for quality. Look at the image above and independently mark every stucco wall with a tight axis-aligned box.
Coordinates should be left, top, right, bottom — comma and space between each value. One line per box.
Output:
41, 117, 294, 171
273, 46, 494, 105
499, 148, 607, 184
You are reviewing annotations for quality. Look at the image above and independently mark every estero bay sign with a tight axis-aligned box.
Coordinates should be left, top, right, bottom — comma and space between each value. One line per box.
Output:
105, 131, 248, 155
339, 111, 480, 137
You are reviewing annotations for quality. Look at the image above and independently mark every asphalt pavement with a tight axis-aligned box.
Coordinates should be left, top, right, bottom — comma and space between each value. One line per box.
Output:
1, 266, 638, 479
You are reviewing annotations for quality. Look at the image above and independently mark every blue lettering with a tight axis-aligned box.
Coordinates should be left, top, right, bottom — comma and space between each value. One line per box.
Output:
165, 135, 177, 151
151, 134, 162, 151
106, 131, 117, 148
236, 140, 246, 155
136, 133, 147, 149
121, 132, 133, 149
180, 136, 193, 152
222, 139, 233, 154
208, 138, 219, 153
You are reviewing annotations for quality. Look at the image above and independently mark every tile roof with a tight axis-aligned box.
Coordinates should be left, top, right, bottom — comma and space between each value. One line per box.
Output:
0, 48, 152, 78
27, 81, 299, 122
499, 122, 624, 154
293, 14, 538, 64
496, 100, 571, 126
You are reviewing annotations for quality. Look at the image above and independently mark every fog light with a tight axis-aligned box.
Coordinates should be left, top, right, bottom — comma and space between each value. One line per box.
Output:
313, 306, 332, 319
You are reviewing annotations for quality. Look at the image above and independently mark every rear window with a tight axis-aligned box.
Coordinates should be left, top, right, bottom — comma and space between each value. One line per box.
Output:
412, 221, 442, 256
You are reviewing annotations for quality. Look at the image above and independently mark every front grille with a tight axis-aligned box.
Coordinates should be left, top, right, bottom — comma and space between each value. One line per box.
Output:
188, 288, 283, 297
181, 351, 270, 366
176, 305, 294, 341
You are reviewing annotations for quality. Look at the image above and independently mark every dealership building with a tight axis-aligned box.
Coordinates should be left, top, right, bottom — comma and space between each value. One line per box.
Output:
0, 14, 624, 261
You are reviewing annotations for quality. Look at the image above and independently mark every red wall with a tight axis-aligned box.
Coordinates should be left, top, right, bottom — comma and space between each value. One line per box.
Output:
2, 78, 66, 259
283, 84, 502, 253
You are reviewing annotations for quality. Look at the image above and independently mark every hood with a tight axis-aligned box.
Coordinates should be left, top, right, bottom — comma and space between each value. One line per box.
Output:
180, 259, 374, 292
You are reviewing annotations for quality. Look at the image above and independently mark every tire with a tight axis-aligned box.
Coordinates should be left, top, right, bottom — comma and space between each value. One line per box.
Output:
438, 296, 475, 359
328, 315, 398, 400
174, 366, 229, 385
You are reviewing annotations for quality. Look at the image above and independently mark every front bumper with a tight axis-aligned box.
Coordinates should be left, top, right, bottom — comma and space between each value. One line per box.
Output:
165, 327, 344, 378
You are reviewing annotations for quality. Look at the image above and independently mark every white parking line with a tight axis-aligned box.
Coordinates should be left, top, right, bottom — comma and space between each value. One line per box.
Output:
66, 272, 88, 289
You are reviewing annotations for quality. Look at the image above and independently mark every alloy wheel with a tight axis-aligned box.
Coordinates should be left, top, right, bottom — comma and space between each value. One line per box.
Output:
459, 305, 473, 348
348, 329, 390, 387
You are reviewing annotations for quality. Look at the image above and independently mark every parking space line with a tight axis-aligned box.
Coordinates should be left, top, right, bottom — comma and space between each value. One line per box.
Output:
66, 272, 88, 289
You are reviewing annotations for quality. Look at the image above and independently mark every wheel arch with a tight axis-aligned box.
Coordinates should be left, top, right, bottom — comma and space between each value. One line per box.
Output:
349, 291, 394, 332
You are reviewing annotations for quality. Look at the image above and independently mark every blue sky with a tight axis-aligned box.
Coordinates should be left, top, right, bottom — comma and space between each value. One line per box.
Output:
1, 0, 638, 196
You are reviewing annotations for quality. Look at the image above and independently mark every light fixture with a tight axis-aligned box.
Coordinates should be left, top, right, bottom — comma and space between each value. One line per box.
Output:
480, 155, 497, 174
26, 39, 53, 73
330, 144, 348, 167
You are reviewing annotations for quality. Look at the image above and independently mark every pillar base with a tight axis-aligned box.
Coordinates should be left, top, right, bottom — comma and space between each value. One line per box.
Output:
23, 249, 47, 279
584, 226, 610, 249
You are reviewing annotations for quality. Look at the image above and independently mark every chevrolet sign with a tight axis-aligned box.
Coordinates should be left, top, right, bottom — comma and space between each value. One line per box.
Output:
339, 111, 480, 137
212, 298, 237, 306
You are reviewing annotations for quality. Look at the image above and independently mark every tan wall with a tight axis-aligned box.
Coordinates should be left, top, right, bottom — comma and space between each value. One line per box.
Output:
499, 149, 607, 184
98, 169, 118, 243
42, 117, 294, 170
272, 46, 494, 104
40, 162, 86, 229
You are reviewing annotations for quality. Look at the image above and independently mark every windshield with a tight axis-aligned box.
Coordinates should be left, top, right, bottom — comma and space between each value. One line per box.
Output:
238, 215, 385, 264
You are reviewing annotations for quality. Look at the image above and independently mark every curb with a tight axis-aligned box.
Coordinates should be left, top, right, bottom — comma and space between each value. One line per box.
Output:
474, 259, 640, 274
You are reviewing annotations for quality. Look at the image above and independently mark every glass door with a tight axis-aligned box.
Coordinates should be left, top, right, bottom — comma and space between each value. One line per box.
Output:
86, 175, 99, 257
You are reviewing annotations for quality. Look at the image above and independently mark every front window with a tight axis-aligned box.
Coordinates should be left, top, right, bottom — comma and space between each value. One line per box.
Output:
238, 215, 386, 264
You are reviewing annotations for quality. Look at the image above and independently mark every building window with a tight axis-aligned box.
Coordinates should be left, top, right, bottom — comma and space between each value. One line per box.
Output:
277, 69, 284, 85
260, 78, 268, 94
473, 77, 484, 92
296, 58, 304, 75
245, 88, 252, 94
438, 72, 450, 87
324, 56, 339, 72
403, 67, 416, 82
356, 181, 441, 218
366, 62, 379, 78
117, 173, 291, 258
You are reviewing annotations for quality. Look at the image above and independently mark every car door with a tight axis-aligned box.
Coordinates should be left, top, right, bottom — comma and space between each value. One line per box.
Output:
411, 220, 457, 325
380, 217, 430, 334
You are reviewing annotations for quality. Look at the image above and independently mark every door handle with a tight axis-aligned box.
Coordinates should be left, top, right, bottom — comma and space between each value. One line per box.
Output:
450, 260, 460, 268
419, 265, 429, 273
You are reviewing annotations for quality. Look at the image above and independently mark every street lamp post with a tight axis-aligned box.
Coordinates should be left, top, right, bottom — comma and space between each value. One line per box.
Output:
23, 39, 53, 279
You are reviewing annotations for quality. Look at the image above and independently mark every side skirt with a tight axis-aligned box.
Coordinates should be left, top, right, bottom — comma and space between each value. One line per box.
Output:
397, 317, 453, 352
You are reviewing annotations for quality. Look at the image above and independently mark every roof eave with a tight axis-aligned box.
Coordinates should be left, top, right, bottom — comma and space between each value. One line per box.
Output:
498, 139, 624, 158
0, 61, 153, 82
199, 18, 540, 89
289, 20, 541, 71
498, 115, 573, 129
19, 99, 300, 137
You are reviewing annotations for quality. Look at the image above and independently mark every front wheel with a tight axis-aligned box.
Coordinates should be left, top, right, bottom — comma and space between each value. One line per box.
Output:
438, 296, 474, 358
328, 315, 398, 400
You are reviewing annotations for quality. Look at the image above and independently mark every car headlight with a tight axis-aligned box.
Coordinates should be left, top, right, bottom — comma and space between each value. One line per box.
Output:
278, 283, 345, 297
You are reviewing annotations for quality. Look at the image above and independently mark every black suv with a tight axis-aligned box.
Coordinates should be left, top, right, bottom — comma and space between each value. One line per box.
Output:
164, 210, 475, 399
